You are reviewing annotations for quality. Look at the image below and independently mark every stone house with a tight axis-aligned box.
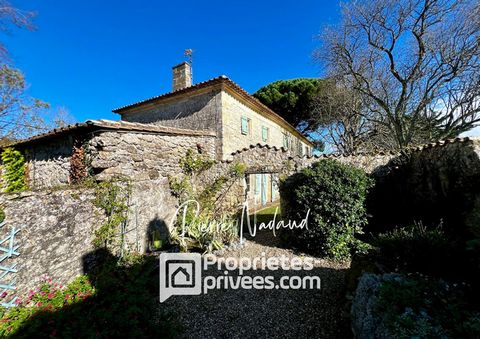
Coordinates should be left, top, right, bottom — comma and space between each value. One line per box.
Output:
2, 62, 314, 208
113, 62, 314, 207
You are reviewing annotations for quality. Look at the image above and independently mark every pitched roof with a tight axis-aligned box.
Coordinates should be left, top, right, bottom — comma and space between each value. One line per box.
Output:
2, 119, 215, 148
112, 76, 314, 146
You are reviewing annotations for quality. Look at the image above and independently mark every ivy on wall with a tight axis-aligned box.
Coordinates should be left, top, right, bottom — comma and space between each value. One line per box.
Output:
1, 147, 27, 193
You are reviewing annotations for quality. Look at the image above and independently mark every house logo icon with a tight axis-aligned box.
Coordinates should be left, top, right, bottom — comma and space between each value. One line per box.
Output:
160, 253, 201, 302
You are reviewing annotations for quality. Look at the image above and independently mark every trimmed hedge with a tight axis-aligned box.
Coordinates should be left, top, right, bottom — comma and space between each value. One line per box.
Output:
280, 159, 373, 259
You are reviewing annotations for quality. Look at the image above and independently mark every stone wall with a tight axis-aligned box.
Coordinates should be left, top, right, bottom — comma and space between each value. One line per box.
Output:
89, 130, 217, 181
191, 144, 399, 215
119, 90, 221, 132
24, 135, 76, 189
126, 179, 178, 253
0, 179, 181, 297
0, 189, 105, 296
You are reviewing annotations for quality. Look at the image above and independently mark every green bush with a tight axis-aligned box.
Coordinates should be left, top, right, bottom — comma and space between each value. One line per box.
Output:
373, 223, 455, 275
375, 275, 480, 338
1, 147, 27, 192
280, 159, 373, 259
374, 223, 476, 280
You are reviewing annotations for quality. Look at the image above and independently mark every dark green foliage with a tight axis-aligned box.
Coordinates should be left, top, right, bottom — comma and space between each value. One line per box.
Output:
374, 223, 462, 278
367, 147, 480, 239
253, 78, 324, 134
1, 147, 27, 192
280, 159, 373, 259
376, 275, 480, 338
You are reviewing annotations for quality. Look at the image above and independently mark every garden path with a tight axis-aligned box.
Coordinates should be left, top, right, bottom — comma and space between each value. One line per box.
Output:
160, 231, 352, 338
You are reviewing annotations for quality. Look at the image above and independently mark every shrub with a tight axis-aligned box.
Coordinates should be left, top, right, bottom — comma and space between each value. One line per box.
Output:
374, 223, 466, 278
280, 159, 373, 259
375, 275, 480, 338
1, 147, 27, 192
170, 214, 239, 253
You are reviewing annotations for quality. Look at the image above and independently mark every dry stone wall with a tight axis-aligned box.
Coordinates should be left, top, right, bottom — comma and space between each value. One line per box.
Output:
23, 136, 76, 189
88, 131, 216, 181
0, 188, 105, 296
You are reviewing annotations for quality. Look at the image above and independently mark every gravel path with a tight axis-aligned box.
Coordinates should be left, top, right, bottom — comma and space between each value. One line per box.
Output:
160, 232, 352, 338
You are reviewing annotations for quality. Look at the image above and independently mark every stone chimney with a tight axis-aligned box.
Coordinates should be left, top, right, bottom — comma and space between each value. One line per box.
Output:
172, 62, 192, 91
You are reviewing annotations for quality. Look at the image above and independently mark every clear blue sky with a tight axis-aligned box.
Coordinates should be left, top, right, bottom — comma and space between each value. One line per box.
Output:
3, 1, 341, 122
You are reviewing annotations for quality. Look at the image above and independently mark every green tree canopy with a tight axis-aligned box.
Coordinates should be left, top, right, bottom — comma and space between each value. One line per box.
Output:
253, 78, 324, 134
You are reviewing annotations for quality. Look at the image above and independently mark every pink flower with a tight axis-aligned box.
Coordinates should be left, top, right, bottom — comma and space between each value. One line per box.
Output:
37, 302, 43, 307
48, 292, 54, 300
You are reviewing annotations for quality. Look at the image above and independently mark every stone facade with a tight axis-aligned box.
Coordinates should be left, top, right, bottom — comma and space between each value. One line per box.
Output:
221, 91, 312, 160
120, 89, 223, 158
119, 89, 221, 133
115, 77, 314, 160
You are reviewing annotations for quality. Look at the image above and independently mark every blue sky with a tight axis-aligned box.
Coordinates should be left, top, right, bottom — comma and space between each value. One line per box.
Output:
3, 1, 341, 122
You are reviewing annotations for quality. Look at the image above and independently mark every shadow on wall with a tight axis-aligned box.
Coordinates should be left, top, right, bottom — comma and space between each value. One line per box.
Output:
11, 248, 179, 338
366, 142, 480, 238
145, 214, 170, 252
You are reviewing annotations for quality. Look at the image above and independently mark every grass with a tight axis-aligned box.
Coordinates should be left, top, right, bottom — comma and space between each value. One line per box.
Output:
249, 204, 281, 225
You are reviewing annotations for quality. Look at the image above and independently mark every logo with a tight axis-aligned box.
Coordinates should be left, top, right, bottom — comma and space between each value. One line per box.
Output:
159, 253, 201, 302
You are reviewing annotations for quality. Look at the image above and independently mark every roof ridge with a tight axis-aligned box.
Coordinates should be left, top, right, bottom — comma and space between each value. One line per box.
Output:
112, 76, 229, 112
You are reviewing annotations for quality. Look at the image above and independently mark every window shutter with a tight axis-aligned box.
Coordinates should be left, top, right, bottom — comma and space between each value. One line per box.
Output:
255, 174, 261, 194
262, 126, 268, 142
283, 134, 288, 148
241, 116, 248, 135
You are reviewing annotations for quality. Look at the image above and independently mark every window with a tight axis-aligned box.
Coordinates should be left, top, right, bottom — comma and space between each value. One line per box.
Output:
283, 133, 289, 148
241, 116, 251, 135
255, 174, 261, 194
297, 140, 303, 156
245, 174, 251, 192
261, 126, 269, 142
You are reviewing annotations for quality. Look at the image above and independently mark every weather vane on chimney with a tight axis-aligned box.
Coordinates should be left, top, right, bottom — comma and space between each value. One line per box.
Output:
184, 49, 193, 65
